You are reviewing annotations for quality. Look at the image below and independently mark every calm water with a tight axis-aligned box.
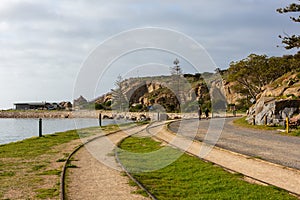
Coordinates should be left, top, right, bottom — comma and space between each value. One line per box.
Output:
0, 118, 118, 145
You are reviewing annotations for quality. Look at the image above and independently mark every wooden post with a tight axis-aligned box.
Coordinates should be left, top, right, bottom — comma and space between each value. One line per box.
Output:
264, 115, 267, 126
286, 117, 289, 133
99, 113, 102, 127
39, 118, 42, 137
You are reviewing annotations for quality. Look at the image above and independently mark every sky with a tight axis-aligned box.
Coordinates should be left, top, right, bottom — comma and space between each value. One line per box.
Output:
0, 0, 299, 109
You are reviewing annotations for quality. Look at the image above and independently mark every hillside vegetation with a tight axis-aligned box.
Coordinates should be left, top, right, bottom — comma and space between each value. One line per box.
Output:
93, 73, 214, 113
223, 52, 300, 109
79, 52, 300, 113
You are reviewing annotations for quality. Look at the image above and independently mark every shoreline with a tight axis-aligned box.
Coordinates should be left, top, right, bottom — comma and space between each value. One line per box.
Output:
0, 110, 200, 120
0, 110, 73, 118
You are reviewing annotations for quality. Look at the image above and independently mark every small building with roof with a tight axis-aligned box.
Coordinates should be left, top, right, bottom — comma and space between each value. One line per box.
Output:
14, 102, 48, 110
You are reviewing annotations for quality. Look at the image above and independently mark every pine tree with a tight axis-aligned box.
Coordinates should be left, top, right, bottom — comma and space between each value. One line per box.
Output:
111, 75, 128, 112
277, 1, 300, 49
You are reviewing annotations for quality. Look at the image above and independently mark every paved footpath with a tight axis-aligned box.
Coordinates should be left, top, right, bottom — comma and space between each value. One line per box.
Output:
148, 121, 300, 196
67, 125, 150, 200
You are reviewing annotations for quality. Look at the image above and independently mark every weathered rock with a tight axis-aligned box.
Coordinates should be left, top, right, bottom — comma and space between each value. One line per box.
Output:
262, 87, 287, 97
59, 101, 73, 110
246, 72, 300, 125
283, 87, 300, 98
247, 98, 300, 125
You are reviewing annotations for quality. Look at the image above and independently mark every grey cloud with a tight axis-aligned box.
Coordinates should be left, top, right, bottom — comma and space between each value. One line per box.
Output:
0, 0, 298, 108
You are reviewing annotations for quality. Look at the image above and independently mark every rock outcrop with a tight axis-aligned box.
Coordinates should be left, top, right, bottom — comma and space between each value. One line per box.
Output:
247, 98, 300, 125
247, 72, 300, 125
93, 76, 212, 112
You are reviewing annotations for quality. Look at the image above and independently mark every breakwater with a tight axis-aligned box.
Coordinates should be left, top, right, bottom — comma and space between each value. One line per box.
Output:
0, 111, 72, 118
0, 110, 199, 120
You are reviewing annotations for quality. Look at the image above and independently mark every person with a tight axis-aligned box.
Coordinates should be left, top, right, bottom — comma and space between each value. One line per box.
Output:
204, 108, 209, 120
198, 107, 202, 120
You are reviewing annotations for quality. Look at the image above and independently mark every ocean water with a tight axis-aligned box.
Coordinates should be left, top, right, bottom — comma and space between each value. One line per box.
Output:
0, 118, 118, 145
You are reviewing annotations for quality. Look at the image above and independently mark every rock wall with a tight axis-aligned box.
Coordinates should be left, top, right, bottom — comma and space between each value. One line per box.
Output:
247, 98, 300, 125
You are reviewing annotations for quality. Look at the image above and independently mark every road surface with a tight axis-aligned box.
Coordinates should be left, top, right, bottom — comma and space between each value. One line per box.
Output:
168, 117, 300, 170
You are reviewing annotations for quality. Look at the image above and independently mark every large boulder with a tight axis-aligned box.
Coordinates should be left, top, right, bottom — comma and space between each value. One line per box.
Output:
247, 98, 300, 125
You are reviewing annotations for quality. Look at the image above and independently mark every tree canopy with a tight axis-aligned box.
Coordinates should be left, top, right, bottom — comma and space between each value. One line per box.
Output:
225, 53, 299, 99
277, 1, 300, 49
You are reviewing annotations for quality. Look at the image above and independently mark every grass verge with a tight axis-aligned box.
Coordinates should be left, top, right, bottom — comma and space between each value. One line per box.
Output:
118, 136, 297, 200
233, 117, 282, 130
0, 123, 127, 199
234, 117, 300, 137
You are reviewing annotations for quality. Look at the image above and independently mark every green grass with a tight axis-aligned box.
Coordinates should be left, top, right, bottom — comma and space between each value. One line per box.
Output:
234, 117, 300, 136
118, 137, 297, 200
0, 171, 15, 177
233, 117, 283, 131
0, 129, 81, 199
290, 129, 300, 136
34, 188, 58, 199
0, 130, 80, 158
0, 122, 134, 199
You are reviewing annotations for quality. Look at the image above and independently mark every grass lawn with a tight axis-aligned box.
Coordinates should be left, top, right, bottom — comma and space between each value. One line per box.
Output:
0, 124, 124, 199
118, 136, 298, 200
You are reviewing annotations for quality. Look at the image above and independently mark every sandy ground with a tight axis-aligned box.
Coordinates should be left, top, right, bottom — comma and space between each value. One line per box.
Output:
66, 126, 150, 200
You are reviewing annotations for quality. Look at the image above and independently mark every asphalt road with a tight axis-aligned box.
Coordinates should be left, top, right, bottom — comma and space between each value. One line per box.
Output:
168, 118, 300, 170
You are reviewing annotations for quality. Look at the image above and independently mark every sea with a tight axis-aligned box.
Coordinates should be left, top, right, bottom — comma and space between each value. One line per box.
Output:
0, 118, 120, 145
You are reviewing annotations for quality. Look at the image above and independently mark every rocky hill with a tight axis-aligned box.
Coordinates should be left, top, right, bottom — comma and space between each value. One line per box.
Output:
93, 74, 214, 113
86, 68, 300, 119
259, 72, 300, 99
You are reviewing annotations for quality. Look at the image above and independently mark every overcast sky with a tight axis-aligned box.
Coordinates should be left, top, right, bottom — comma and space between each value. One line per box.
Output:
0, 0, 298, 109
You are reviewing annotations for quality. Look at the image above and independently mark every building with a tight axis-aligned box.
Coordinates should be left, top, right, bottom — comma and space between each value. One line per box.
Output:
73, 96, 88, 110
14, 101, 73, 110
14, 102, 47, 110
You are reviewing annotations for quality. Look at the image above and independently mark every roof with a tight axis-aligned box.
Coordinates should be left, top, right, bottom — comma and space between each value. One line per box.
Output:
14, 102, 46, 106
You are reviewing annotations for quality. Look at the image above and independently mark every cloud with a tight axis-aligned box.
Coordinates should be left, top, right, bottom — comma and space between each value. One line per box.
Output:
0, 0, 298, 108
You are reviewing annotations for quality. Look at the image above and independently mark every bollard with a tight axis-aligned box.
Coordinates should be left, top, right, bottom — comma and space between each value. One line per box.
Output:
39, 118, 42, 137
157, 112, 160, 121
253, 115, 256, 125
286, 117, 289, 133
99, 113, 102, 127
264, 115, 267, 126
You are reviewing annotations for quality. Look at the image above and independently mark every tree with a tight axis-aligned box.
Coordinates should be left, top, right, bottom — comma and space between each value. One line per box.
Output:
111, 75, 128, 111
169, 58, 183, 107
277, 1, 300, 49
226, 54, 295, 100
226, 54, 269, 99
170, 58, 182, 75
